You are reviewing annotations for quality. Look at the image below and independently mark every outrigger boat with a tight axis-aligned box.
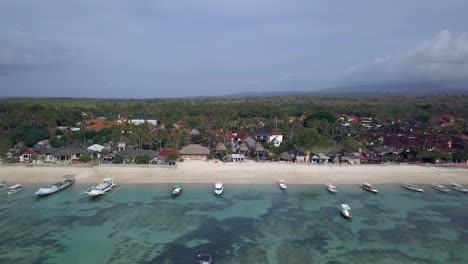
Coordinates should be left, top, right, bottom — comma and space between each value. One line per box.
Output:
450, 183, 468, 193
278, 180, 287, 190
172, 183, 183, 198
362, 182, 378, 194
340, 204, 352, 219
325, 183, 338, 193
402, 183, 424, 192
85, 178, 115, 197
35, 175, 75, 197
197, 254, 212, 264
431, 183, 450, 193
214, 182, 224, 196
7, 184, 23, 195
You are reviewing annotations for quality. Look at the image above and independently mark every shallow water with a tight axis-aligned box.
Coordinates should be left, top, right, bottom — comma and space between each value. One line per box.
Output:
0, 183, 467, 264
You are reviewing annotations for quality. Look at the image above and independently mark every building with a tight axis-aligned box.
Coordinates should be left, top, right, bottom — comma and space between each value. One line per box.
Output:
130, 114, 158, 126
341, 152, 361, 164
254, 129, 283, 147
179, 144, 210, 160
310, 153, 329, 164
20, 149, 35, 163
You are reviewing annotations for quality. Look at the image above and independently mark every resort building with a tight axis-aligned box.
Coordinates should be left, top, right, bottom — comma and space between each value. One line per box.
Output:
179, 144, 210, 160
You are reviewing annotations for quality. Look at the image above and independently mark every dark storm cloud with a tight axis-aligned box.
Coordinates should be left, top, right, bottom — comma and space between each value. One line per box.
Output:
0, 31, 78, 75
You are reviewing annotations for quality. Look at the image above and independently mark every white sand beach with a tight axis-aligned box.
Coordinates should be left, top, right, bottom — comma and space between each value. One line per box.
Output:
1, 161, 467, 185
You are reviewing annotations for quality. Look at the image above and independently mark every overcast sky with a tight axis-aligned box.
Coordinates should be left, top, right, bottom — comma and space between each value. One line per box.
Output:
1, 0, 468, 98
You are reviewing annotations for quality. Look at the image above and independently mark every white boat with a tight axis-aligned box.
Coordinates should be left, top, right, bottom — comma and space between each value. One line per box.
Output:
402, 183, 424, 192
197, 254, 212, 264
214, 182, 224, 196
450, 183, 468, 193
362, 182, 378, 194
340, 204, 352, 219
278, 180, 287, 190
7, 184, 23, 195
431, 183, 450, 193
85, 178, 115, 197
35, 175, 75, 197
325, 183, 338, 193
172, 183, 183, 198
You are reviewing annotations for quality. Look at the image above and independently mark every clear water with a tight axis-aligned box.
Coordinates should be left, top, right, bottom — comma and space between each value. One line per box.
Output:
0, 183, 467, 264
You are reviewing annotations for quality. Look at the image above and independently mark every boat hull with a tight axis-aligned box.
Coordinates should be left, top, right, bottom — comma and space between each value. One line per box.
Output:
36, 180, 75, 197
362, 187, 378, 194
341, 210, 352, 219
403, 185, 424, 192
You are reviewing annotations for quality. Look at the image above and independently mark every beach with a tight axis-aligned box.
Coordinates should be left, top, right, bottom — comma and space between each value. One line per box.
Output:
1, 161, 467, 185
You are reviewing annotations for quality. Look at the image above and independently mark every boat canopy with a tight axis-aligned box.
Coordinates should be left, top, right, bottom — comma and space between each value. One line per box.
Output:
215, 182, 223, 188
363, 182, 372, 187
9, 184, 22, 189
341, 204, 351, 210
103, 178, 114, 183
174, 183, 183, 188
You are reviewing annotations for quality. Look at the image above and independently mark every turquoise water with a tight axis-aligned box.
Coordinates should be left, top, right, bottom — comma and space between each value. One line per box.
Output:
0, 183, 467, 264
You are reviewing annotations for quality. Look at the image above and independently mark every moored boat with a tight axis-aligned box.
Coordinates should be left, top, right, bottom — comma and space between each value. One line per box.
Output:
402, 183, 424, 192
325, 183, 338, 193
450, 183, 468, 193
431, 183, 450, 193
340, 204, 352, 219
35, 175, 75, 197
362, 182, 378, 194
214, 182, 224, 196
197, 254, 212, 264
278, 180, 287, 190
7, 184, 23, 195
85, 178, 115, 197
172, 183, 183, 198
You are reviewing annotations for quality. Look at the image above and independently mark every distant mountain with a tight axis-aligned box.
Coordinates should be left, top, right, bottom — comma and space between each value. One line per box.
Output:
223, 82, 468, 97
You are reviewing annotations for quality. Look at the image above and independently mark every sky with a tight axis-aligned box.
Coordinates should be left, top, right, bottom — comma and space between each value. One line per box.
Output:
1, 0, 468, 98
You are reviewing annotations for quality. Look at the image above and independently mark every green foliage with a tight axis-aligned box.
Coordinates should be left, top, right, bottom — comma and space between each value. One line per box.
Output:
24, 129, 49, 147
134, 154, 151, 164
341, 138, 363, 152
50, 137, 66, 148
167, 152, 179, 162
113, 155, 124, 164
298, 128, 328, 150
79, 153, 92, 163
0, 138, 13, 158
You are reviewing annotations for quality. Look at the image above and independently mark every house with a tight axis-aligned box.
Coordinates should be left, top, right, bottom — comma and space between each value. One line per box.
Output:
20, 149, 35, 163
130, 114, 158, 126
118, 142, 127, 151
158, 149, 180, 163
216, 142, 227, 152
34, 140, 51, 151
341, 152, 361, 164
87, 144, 106, 158
189, 128, 201, 136
53, 147, 88, 162
239, 143, 250, 155
292, 150, 308, 162
310, 153, 329, 164
254, 143, 266, 160
117, 149, 158, 163
226, 153, 245, 162
254, 129, 283, 147
179, 144, 210, 160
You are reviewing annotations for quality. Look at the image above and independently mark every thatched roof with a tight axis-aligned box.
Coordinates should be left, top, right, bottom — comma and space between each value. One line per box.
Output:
180, 144, 210, 155
216, 142, 227, 151
255, 143, 265, 152
280, 152, 292, 161
239, 143, 249, 151
244, 136, 256, 147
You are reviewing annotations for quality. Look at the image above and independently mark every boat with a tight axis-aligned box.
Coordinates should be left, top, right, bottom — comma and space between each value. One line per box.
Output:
35, 175, 76, 197
325, 183, 338, 193
362, 182, 378, 194
7, 184, 23, 195
278, 180, 287, 190
402, 183, 424, 192
0, 181, 6, 191
214, 182, 224, 196
450, 183, 468, 193
340, 204, 352, 219
172, 183, 183, 198
197, 254, 212, 264
85, 178, 115, 197
431, 183, 450, 193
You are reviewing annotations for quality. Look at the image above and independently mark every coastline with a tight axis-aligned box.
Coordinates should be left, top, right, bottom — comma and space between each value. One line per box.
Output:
1, 161, 467, 185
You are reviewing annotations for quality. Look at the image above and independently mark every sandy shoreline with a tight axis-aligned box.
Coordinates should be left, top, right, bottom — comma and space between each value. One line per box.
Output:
1, 161, 467, 185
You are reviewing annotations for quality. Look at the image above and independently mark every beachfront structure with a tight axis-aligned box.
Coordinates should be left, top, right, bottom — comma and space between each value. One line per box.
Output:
254, 129, 283, 147
341, 152, 361, 164
293, 150, 308, 162
20, 149, 35, 163
179, 144, 210, 160
310, 153, 329, 164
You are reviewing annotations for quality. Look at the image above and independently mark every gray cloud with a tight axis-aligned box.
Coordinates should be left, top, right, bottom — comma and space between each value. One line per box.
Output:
0, 30, 78, 75
338, 30, 468, 84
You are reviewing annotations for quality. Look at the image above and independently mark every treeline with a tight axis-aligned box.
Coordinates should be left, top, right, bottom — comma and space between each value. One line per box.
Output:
0, 95, 467, 155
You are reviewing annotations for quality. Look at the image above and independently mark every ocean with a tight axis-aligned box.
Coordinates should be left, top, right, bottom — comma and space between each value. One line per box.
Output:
0, 183, 467, 264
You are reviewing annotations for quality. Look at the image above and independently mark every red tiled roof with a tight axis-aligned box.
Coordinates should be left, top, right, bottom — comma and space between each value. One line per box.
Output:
22, 149, 35, 155
159, 149, 180, 156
